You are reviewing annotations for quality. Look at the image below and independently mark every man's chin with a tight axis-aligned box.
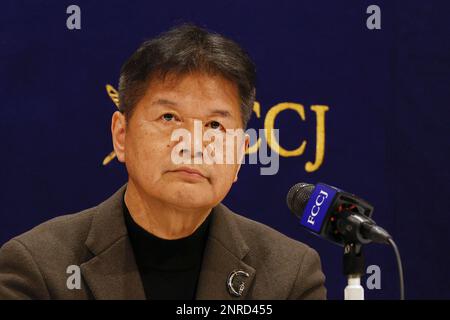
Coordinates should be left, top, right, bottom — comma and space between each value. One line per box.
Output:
167, 198, 213, 210
159, 184, 214, 208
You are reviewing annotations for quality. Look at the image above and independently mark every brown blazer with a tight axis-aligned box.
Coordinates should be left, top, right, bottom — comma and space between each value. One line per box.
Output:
0, 184, 326, 300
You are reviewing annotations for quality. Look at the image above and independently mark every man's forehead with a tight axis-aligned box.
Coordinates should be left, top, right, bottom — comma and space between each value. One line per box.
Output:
141, 73, 241, 111
145, 71, 239, 98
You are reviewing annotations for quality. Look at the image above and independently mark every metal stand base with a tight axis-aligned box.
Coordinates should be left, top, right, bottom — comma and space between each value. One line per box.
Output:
343, 243, 365, 300
344, 276, 364, 300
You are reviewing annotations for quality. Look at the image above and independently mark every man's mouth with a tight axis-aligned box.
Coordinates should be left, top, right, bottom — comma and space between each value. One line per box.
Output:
169, 166, 207, 179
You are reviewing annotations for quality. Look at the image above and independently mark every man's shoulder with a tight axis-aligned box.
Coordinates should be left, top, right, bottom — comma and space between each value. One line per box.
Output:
0, 206, 99, 299
222, 206, 315, 260
2, 206, 96, 258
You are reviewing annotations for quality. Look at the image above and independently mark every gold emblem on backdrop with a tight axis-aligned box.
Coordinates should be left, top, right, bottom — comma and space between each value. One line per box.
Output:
103, 84, 329, 173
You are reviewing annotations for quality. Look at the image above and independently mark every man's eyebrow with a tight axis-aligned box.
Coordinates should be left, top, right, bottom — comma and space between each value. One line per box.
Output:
209, 109, 232, 118
151, 98, 178, 106
150, 99, 233, 118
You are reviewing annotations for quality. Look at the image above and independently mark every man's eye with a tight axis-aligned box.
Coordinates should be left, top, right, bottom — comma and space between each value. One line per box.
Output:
208, 121, 224, 131
162, 113, 175, 121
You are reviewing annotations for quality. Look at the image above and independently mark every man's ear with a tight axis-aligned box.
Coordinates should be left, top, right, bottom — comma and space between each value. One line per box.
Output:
111, 111, 127, 163
233, 133, 250, 183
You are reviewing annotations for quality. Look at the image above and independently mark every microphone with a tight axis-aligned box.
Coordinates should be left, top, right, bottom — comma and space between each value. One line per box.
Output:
286, 182, 391, 246
287, 182, 405, 300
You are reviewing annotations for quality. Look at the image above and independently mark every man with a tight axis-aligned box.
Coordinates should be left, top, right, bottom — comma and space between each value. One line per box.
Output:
0, 24, 326, 299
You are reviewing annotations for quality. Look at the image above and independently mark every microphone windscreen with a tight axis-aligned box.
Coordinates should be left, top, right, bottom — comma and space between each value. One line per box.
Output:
286, 183, 314, 218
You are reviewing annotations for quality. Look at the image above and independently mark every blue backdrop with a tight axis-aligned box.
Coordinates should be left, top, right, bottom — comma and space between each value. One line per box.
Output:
1, 0, 449, 299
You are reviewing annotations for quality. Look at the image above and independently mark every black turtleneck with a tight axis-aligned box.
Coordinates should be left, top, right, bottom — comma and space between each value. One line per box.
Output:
123, 200, 211, 300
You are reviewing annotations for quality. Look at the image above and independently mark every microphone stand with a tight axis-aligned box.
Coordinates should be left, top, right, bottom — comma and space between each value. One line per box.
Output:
343, 243, 365, 300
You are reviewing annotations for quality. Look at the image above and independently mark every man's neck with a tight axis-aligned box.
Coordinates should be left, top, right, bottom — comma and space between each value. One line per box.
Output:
124, 181, 212, 240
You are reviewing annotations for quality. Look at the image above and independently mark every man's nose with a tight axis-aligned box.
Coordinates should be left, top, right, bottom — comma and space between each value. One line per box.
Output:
179, 119, 204, 160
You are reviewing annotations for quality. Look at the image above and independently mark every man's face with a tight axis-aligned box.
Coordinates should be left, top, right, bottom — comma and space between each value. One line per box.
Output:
113, 72, 248, 210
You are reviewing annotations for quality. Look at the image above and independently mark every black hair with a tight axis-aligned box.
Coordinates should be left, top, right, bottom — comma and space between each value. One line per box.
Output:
118, 24, 256, 128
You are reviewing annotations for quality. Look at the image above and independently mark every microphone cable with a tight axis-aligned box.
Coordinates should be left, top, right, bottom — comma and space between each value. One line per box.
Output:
387, 238, 405, 300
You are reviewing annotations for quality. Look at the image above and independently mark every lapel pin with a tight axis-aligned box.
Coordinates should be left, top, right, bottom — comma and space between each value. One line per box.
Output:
227, 270, 250, 297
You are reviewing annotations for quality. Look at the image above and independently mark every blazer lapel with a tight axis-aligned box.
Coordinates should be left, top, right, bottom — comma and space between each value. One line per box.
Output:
79, 184, 255, 300
80, 184, 146, 300
196, 204, 256, 300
